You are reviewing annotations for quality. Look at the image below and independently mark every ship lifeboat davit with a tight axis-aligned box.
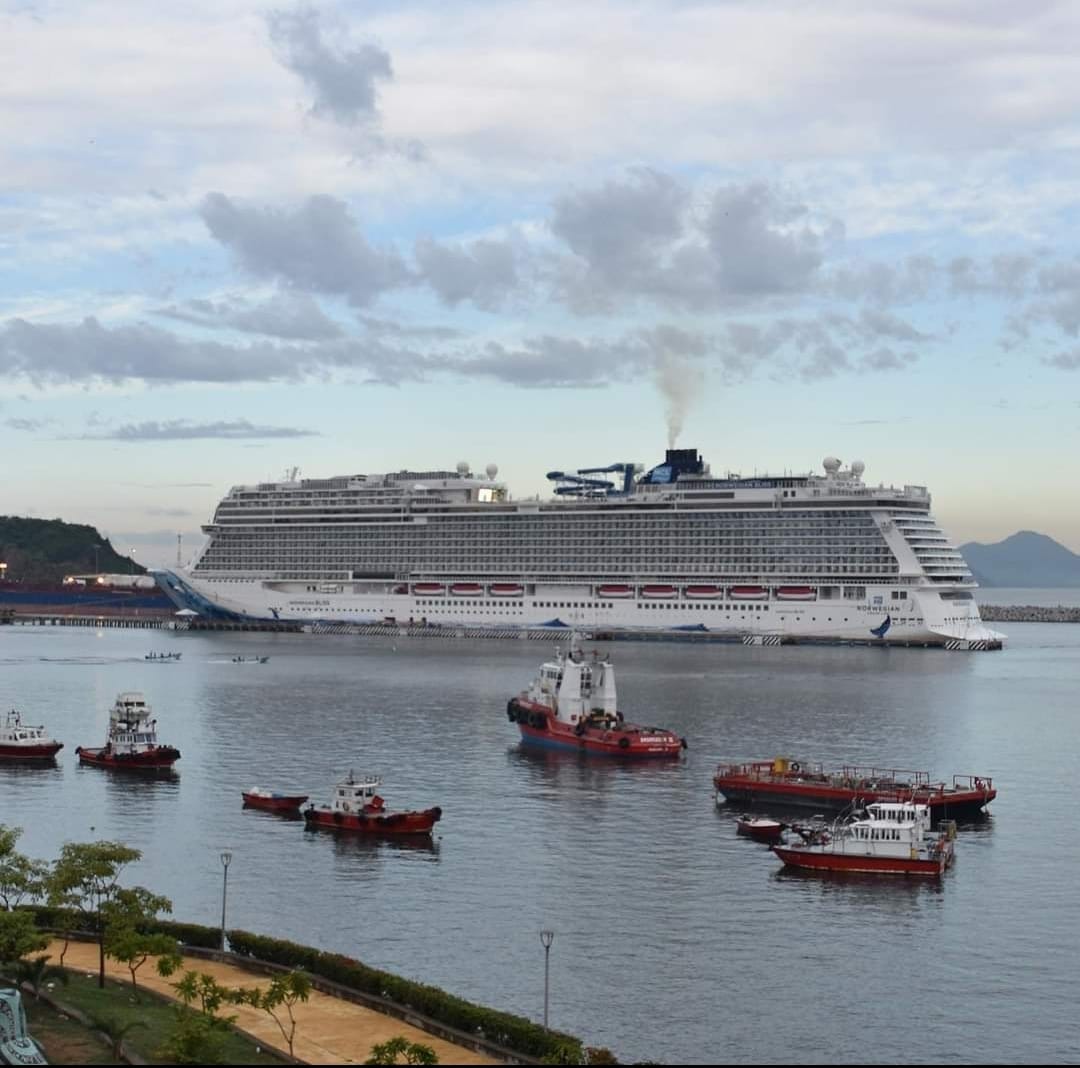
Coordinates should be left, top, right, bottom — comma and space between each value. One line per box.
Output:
489, 583, 524, 597
450, 583, 483, 596
640, 585, 678, 599
412, 583, 445, 596
597, 584, 634, 598
730, 586, 768, 600
776, 586, 816, 600
684, 585, 724, 600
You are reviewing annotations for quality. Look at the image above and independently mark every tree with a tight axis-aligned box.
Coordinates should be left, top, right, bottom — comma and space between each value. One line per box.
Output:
365, 1035, 440, 1065
47, 840, 143, 988
0, 825, 47, 910
0, 910, 48, 981
158, 967, 240, 1066
88, 1014, 147, 1060
235, 969, 312, 1059
10, 954, 68, 999
103, 886, 180, 995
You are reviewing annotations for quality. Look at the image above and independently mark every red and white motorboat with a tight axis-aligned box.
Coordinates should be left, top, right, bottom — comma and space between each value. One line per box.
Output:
772, 802, 956, 877
75, 692, 180, 771
242, 788, 309, 813
0, 710, 63, 762
735, 816, 785, 844
303, 773, 441, 836
507, 641, 686, 758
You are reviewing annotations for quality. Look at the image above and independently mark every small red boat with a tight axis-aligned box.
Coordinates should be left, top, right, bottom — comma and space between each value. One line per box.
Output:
243, 788, 309, 813
596, 584, 634, 598
489, 583, 524, 597
736, 816, 784, 844
0, 710, 63, 762
304, 773, 441, 836
714, 757, 995, 820
684, 585, 723, 599
640, 585, 677, 599
76, 692, 180, 771
507, 641, 686, 758
775, 586, 816, 600
730, 586, 768, 599
772, 802, 956, 878
450, 583, 483, 596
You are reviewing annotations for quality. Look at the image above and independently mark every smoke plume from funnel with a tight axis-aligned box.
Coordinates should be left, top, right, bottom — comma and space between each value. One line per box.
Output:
655, 353, 705, 447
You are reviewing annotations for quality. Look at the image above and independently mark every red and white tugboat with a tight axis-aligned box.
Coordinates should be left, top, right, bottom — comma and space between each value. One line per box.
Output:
0, 710, 63, 762
772, 802, 956, 878
75, 692, 181, 771
303, 773, 441, 836
507, 642, 686, 757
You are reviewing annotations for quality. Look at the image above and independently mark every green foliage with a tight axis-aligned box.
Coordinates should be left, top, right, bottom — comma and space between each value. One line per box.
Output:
226, 929, 583, 1061
0, 908, 48, 975
235, 969, 311, 1058
170, 969, 240, 1018
365, 1035, 440, 1065
103, 885, 180, 992
88, 1013, 148, 1059
160, 968, 241, 1067
0, 825, 47, 911
9, 954, 68, 998
0, 516, 140, 584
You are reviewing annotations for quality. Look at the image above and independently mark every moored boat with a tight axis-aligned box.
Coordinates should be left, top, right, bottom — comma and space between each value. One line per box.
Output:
735, 816, 785, 844
772, 802, 956, 877
714, 757, 995, 820
507, 640, 686, 757
304, 773, 441, 836
243, 787, 308, 813
75, 692, 180, 771
0, 710, 63, 762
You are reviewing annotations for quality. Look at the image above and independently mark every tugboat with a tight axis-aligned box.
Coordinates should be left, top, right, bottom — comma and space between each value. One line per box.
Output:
303, 773, 441, 836
75, 692, 181, 771
242, 787, 308, 813
772, 802, 956, 878
0, 710, 63, 762
507, 641, 686, 757
714, 757, 995, 820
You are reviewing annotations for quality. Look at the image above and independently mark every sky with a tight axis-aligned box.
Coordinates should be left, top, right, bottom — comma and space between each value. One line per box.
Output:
4, 0, 1080, 568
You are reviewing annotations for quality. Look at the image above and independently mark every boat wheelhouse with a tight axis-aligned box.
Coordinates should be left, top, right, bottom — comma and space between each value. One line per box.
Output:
772, 802, 956, 877
155, 450, 1003, 650
0, 711, 63, 761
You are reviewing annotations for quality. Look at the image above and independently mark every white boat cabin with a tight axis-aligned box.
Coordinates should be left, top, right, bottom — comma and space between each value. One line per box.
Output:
107, 692, 160, 752
842, 802, 933, 857
0, 711, 55, 746
330, 772, 386, 814
525, 644, 618, 726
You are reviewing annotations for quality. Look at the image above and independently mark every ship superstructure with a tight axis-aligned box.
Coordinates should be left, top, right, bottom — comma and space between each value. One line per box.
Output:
155, 450, 1002, 649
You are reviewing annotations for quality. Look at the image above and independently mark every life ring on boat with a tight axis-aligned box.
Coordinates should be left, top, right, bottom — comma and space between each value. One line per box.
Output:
790, 761, 801, 773
618, 736, 630, 750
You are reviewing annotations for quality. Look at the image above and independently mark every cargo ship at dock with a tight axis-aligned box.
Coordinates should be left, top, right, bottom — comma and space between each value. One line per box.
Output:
154, 449, 1002, 650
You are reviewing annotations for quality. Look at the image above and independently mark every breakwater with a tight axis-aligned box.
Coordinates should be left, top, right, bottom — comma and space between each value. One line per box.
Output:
980, 604, 1080, 623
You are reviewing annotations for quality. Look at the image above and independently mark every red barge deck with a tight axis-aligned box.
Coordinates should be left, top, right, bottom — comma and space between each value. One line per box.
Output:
714, 757, 994, 820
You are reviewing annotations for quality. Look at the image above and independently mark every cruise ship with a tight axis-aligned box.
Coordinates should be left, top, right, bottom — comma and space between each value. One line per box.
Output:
154, 449, 1003, 649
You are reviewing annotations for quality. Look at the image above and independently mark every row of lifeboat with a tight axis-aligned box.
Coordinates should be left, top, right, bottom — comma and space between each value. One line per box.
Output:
399, 583, 817, 600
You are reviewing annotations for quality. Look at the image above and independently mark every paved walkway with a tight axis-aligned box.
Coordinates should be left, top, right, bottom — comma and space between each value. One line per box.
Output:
49, 941, 499, 1065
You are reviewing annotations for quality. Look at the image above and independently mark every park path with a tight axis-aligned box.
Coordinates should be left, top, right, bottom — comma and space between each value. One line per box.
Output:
49, 940, 500, 1065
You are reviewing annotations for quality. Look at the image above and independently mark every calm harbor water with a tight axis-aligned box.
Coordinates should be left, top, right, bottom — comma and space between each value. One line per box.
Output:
2, 613, 1078, 1064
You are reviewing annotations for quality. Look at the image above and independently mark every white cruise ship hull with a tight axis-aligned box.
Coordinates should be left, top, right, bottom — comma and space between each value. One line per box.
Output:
156, 570, 1003, 648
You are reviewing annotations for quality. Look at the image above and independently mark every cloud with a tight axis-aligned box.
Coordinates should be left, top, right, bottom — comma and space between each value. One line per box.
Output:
1043, 350, 1080, 370
3, 416, 51, 431
414, 236, 520, 309
200, 193, 411, 307
153, 292, 344, 341
82, 419, 319, 442
267, 6, 392, 127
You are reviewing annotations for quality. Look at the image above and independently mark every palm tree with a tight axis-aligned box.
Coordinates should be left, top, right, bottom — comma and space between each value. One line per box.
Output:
10, 954, 67, 999
88, 1014, 147, 1060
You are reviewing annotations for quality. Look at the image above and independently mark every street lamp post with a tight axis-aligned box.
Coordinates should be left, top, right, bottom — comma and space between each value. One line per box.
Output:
540, 929, 555, 1028
92, 543, 100, 577
219, 850, 233, 952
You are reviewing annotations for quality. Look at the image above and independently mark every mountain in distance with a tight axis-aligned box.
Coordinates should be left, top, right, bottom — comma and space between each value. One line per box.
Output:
0, 516, 144, 584
960, 530, 1080, 588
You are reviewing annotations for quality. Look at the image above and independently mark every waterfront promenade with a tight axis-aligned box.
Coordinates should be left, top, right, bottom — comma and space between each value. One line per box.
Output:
51, 941, 499, 1065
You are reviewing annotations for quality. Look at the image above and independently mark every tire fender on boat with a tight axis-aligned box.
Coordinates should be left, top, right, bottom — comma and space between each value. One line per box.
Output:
790, 761, 801, 773
506, 700, 517, 722
618, 736, 630, 750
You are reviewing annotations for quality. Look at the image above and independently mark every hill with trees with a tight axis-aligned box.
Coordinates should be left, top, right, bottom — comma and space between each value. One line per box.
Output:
0, 517, 142, 585
960, 530, 1080, 587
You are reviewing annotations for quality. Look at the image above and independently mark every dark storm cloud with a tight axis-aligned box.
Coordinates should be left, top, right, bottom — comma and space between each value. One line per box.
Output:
153, 292, 344, 341
82, 419, 319, 441
267, 6, 392, 126
200, 193, 410, 307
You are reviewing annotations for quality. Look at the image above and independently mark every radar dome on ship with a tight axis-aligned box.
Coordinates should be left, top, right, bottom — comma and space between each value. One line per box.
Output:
486, 463, 498, 480
823, 456, 841, 475
456, 461, 470, 475
851, 460, 865, 477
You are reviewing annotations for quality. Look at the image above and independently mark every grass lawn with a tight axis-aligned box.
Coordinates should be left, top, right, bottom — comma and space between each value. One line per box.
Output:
25, 995, 119, 1065
37, 971, 285, 1065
